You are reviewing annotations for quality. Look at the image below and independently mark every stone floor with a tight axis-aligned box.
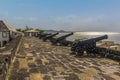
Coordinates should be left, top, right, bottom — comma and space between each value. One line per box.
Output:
9, 37, 120, 80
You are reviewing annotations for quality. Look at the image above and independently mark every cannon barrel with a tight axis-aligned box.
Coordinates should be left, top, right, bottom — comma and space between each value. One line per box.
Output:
72, 35, 108, 49
77, 35, 108, 45
91, 35, 108, 42
51, 32, 73, 45
39, 33, 51, 39
56, 32, 73, 41
59, 40, 73, 46
71, 35, 108, 56
43, 32, 59, 41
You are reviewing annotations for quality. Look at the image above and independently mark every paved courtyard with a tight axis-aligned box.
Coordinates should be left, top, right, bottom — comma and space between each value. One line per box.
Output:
9, 37, 120, 80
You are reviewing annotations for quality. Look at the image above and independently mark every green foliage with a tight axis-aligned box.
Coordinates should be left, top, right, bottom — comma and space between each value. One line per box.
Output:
24, 25, 30, 31
24, 25, 33, 31
53, 36, 58, 39
29, 28, 33, 30
16, 28, 22, 32
96, 41, 102, 44
25, 26, 29, 30
74, 39, 80, 42
16, 26, 44, 33
35, 29, 44, 33
74, 37, 87, 42
16, 28, 24, 33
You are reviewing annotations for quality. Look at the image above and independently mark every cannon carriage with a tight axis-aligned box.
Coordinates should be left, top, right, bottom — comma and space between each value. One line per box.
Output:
71, 35, 120, 61
94, 47, 120, 61
42, 32, 59, 41
71, 35, 108, 56
38, 33, 51, 39
50, 32, 74, 46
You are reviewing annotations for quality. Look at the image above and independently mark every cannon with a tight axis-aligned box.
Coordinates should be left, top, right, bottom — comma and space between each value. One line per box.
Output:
71, 35, 108, 56
58, 39, 73, 46
94, 47, 120, 61
38, 33, 51, 39
42, 32, 59, 41
51, 32, 74, 46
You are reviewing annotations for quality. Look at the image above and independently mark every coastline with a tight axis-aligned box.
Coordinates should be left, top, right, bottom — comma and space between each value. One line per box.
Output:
62, 32, 120, 44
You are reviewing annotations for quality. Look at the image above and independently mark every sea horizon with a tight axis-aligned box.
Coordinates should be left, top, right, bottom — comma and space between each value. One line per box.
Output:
59, 31, 120, 44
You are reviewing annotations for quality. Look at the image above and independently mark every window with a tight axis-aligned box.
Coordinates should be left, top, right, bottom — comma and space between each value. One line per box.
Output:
2, 31, 7, 38
2, 27, 7, 31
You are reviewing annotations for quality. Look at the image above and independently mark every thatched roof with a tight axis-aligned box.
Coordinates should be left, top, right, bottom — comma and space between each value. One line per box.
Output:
25, 29, 39, 33
0, 20, 16, 32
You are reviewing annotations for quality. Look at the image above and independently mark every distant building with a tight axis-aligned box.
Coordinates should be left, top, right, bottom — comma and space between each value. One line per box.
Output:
97, 41, 120, 51
110, 45, 120, 51
24, 29, 39, 37
98, 41, 114, 48
0, 20, 19, 47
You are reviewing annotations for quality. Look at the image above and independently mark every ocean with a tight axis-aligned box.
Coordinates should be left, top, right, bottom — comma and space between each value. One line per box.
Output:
58, 32, 120, 44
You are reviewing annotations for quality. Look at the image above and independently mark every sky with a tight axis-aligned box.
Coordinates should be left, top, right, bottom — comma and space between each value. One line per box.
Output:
0, 0, 120, 32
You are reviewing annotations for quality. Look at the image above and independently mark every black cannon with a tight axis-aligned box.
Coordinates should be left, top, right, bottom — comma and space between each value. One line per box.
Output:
38, 33, 51, 39
51, 32, 74, 46
58, 39, 73, 46
42, 32, 59, 41
71, 35, 108, 56
94, 47, 120, 61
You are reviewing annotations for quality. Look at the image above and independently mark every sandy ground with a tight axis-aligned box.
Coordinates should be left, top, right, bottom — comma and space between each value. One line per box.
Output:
9, 37, 120, 80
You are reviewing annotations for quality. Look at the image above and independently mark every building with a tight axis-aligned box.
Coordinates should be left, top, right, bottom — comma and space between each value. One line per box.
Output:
0, 20, 18, 47
97, 41, 114, 48
24, 29, 40, 37
110, 45, 120, 51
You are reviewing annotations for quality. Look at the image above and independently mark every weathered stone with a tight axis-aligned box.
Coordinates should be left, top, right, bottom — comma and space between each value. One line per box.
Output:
24, 43, 29, 49
19, 59, 28, 69
8, 37, 120, 80
26, 53, 34, 57
55, 67, 65, 72
30, 73, 43, 80
41, 58, 49, 65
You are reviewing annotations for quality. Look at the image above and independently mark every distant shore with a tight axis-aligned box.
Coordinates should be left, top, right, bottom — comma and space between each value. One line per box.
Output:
56, 32, 120, 44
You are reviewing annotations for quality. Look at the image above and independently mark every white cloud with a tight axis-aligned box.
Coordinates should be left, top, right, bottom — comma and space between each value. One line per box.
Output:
13, 16, 24, 20
13, 16, 38, 21
29, 17, 38, 21
50, 15, 120, 32
1, 14, 120, 32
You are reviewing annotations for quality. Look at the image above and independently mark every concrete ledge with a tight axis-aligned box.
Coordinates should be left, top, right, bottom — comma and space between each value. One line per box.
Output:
5, 36, 23, 80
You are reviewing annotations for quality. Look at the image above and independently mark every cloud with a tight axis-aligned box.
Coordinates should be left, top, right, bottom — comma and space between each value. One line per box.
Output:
50, 15, 120, 32
50, 15, 104, 30
29, 17, 38, 21
1, 14, 120, 32
13, 16, 24, 20
13, 16, 38, 21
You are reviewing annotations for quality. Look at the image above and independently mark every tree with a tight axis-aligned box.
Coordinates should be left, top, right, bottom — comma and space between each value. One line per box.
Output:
26, 25, 29, 30
29, 28, 33, 30
16, 28, 22, 32
35, 28, 44, 33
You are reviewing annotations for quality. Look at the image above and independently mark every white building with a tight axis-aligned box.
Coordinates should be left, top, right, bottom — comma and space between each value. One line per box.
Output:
24, 29, 39, 37
0, 20, 18, 47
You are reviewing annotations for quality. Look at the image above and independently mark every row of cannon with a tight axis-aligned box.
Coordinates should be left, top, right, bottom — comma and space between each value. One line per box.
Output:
37, 32, 120, 62
38, 32, 73, 46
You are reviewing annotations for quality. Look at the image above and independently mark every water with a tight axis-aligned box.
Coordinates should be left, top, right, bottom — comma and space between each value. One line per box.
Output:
59, 32, 120, 44
74, 32, 120, 44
